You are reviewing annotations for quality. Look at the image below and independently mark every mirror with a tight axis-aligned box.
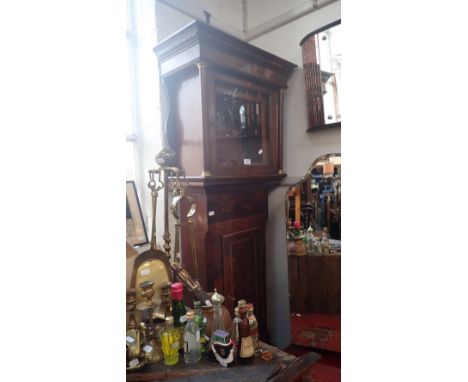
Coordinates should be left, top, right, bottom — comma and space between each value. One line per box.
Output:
286, 153, 341, 255
300, 20, 341, 131
286, 154, 341, 351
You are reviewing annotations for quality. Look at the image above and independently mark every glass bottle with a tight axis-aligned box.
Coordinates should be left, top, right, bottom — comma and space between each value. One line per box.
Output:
161, 316, 180, 366
237, 305, 254, 363
230, 307, 241, 351
306, 225, 314, 253
321, 227, 330, 255
193, 300, 208, 353
315, 233, 322, 253
246, 303, 259, 351
238, 299, 246, 310
208, 289, 225, 352
171, 282, 187, 349
183, 310, 202, 364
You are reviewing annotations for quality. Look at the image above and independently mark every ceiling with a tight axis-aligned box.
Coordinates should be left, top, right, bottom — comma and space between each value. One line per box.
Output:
157, 0, 339, 41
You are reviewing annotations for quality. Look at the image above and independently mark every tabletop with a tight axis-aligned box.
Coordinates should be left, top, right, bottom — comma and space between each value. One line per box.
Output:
126, 341, 320, 382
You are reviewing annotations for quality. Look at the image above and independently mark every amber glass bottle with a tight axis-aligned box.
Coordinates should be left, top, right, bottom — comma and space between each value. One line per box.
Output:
230, 307, 241, 349
237, 305, 254, 363
246, 303, 259, 351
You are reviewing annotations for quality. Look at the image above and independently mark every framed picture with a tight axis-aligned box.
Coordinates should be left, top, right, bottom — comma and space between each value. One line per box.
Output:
126, 181, 149, 247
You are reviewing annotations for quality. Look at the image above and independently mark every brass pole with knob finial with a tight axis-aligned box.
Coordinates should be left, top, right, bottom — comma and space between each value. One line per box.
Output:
147, 169, 164, 253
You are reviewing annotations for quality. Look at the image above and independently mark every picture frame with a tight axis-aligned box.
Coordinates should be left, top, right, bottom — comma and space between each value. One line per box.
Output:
126, 181, 149, 247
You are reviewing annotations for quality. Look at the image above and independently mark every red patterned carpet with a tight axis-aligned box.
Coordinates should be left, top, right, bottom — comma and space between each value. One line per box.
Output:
290, 313, 340, 352
284, 313, 341, 382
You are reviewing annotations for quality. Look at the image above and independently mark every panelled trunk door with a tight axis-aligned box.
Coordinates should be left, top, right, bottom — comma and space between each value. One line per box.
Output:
222, 227, 267, 339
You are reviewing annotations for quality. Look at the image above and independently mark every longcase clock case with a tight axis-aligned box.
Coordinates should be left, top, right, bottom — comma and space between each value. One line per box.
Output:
155, 21, 296, 340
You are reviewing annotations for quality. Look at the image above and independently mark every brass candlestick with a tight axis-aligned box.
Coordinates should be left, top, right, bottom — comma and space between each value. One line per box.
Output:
137, 281, 163, 363
126, 288, 137, 330
153, 281, 172, 321
144, 322, 163, 363
137, 280, 156, 310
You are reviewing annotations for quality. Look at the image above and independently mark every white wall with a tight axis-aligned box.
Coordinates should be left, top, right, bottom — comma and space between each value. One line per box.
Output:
156, 2, 192, 41
249, 0, 341, 348
249, 0, 340, 67
246, 0, 309, 29
156, 0, 243, 41
186, 0, 243, 30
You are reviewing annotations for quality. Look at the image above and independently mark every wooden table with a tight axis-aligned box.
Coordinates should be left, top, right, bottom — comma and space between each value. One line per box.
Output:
127, 342, 320, 382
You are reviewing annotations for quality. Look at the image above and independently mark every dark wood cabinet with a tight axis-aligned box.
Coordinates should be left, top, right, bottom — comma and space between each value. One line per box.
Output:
288, 254, 341, 314
154, 21, 296, 341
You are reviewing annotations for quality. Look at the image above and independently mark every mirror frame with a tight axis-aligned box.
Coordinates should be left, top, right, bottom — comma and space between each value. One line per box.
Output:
300, 19, 341, 132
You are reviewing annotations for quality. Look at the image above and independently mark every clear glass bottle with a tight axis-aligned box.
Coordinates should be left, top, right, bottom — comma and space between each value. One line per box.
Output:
306, 225, 314, 253
171, 282, 187, 349
193, 300, 208, 353
161, 316, 180, 366
208, 289, 225, 352
246, 303, 259, 351
321, 227, 330, 255
183, 310, 202, 364
230, 307, 241, 350
315, 234, 322, 253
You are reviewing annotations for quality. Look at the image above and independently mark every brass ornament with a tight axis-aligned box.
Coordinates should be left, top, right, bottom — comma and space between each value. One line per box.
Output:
126, 288, 137, 330
153, 281, 172, 321
126, 328, 140, 359
138, 280, 156, 309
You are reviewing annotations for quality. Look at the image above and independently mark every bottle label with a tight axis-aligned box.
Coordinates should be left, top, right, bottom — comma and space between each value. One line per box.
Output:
126, 336, 135, 344
179, 315, 187, 323
143, 345, 153, 353
184, 330, 199, 353
240, 336, 254, 358
204, 300, 212, 307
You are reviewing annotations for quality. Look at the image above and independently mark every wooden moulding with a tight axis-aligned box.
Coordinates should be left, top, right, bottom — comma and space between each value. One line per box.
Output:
154, 20, 297, 87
